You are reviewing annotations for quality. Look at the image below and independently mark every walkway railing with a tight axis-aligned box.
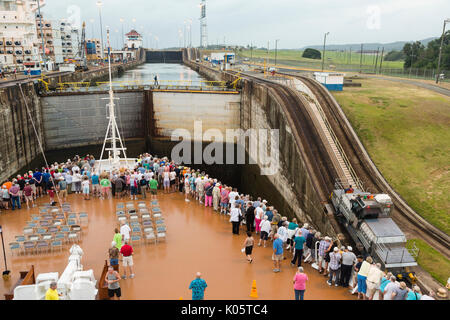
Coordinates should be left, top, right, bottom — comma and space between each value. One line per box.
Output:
51, 80, 232, 93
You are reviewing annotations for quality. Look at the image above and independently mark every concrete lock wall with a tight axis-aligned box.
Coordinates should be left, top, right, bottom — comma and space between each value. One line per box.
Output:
184, 59, 340, 237
239, 81, 337, 237
151, 91, 241, 139
0, 83, 43, 183
41, 91, 145, 150
0, 58, 146, 182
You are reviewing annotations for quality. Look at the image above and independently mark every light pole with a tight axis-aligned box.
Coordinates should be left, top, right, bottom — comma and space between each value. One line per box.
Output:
321, 32, 330, 72
89, 18, 95, 39
275, 39, 280, 66
96, 0, 104, 60
120, 18, 125, 50
184, 19, 192, 48
115, 29, 119, 50
183, 21, 187, 48
436, 18, 450, 83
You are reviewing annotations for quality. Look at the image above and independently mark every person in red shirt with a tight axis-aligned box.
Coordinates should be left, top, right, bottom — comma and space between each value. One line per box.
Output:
23, 182, 35, 209
119, 241, 135, 279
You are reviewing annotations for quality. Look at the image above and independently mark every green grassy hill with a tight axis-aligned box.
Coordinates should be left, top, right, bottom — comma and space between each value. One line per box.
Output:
239, 49, 404, 69
332, 78, 450, 235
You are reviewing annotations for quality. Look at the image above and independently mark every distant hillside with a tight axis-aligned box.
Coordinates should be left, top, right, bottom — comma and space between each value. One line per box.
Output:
300, 37, 437, 51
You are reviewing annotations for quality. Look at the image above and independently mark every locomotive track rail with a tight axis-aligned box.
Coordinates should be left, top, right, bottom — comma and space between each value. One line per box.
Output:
289, 74, 450, 258
226, 69, 350, 236
227, 68, 449, 258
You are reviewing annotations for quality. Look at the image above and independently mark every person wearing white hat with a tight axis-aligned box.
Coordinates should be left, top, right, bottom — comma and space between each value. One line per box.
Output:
340, 246, 356, 287
327, 247, 342, 287
318, 236, 332, 274
212, 182, 221, 211
261, 199, 267, 211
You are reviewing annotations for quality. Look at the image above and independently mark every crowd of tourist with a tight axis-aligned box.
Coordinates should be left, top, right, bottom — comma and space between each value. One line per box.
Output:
2, 152, 442, 301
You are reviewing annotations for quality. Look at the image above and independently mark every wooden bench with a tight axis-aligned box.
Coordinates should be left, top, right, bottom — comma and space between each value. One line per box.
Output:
97, 260, 111, 300
4, 265, 36, 300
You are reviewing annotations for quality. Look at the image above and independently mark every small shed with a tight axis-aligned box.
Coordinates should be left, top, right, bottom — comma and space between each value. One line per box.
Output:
314, 72, 345, 91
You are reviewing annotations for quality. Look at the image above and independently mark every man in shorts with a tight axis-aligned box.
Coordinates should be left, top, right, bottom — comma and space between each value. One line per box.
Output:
272, 234, 284, 273
91, 172, 101, 198
23, 182, 35, 208
149, 176, 158, 200
57, 177, 68, 202
120, 240, 135, 279
105, 266, 121, 300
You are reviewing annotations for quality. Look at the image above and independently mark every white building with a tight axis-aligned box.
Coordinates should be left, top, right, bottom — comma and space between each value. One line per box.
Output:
58, 19, 79, 61
0, 0, 43, 70
313, 72, 345, 91
86, 38, 101, 60
125, 29, 142, 49
35, 13, 64, 68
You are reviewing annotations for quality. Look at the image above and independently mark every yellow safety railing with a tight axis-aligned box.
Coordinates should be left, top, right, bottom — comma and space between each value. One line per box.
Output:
56, 82, 91, 92
51, 80, 229, 92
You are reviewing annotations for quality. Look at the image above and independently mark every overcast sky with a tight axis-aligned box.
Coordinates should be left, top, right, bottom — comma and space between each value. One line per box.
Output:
41, 0, 450, 49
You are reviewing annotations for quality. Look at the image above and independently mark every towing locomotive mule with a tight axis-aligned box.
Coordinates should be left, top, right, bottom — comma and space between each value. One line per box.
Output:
331, 181, 418, 279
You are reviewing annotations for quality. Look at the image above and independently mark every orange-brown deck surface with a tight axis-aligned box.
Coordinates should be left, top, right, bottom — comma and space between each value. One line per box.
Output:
0, 192, 355, 300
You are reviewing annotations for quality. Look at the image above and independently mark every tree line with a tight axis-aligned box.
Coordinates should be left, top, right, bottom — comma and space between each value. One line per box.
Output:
386, 31, 449, 70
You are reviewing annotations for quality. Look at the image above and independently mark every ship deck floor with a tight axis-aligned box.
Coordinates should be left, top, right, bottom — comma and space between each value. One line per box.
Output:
0, 192, 354, 300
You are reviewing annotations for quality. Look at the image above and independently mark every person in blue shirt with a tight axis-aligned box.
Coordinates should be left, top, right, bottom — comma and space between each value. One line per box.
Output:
272, 234, 284, 272
235, 195, 245, 209
406, 286, 422, 300
265, 208, 273, 222
83, 168, 91, 179
91, 173, 100, 198
42, 170, 51, 194
189, 272, 207, 300
33, 169, 43, 197
291, 231, 306, 267
378, 272, 392, 299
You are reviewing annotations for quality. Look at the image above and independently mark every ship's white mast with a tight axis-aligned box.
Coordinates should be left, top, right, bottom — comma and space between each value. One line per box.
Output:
98, 27, 127, 172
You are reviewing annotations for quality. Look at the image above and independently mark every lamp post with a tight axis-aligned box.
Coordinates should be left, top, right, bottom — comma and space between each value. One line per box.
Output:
183, 21, 187, 48
321, 32, 329, 72
178, 29, 183, 48
115, 29, 119, 50
0, 225, 9, 280
89, 18, 95, 39
120, 18, 125, 50
96, 0, 104, 60
275, 39, 280, 66
188, 19, 193, 47
436, 18, 450, 84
